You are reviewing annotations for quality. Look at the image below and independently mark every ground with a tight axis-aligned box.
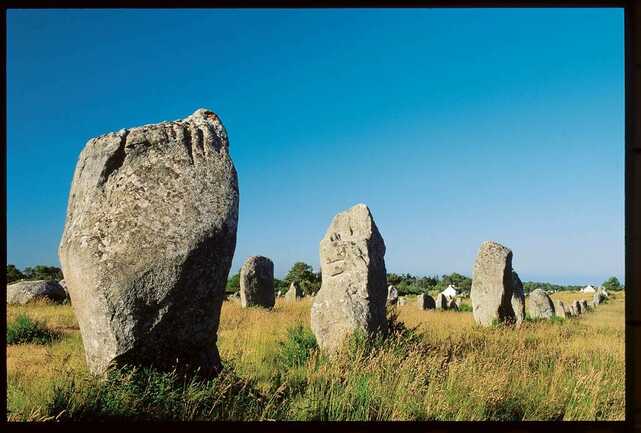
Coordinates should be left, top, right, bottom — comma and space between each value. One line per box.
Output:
6, 291, 624, 421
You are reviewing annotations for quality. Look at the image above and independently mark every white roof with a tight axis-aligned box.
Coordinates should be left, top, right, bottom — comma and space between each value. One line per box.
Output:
442, 285, 458, 298
581, 285, 596, 293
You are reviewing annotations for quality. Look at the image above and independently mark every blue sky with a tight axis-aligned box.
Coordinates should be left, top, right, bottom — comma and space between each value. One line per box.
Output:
6, 8, 624, 285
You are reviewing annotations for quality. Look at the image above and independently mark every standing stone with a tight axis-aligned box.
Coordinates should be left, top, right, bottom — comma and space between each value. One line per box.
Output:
580, 300, 590, 312
398, 296, 407, 306
417, 293, 435, 310
573, 300, 583, 315
554, 300, 567, 319
387, 285, 399, 305
470, 241, 517, 326
58, 109, 239, 376
59, 279, 69, 298
285, 281, 303, 302
310, 204, 387, 353
435, 293, 448, 310
594, 289, 608, 305
525, 289, 556, 319
6, 280, 67, 305
511, 271, 526, 325
447, 297, 459, 311
240, 256, 275, 308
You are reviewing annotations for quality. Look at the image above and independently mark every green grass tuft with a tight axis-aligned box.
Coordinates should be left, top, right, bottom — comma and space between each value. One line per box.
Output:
7, 313, 60, 345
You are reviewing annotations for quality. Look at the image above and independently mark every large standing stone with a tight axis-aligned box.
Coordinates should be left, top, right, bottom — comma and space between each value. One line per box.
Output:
417, 293, 435, 310
573, 300, 583, 315
285, 281, 303, 302
435, 293, 448, 310
580, 300, 590, 312
6, 280, 67, 304
525, 289, 555, 319
240, 256, 275, 308
511, 271, 526, 325
554, 300, 567, 318
58, 109, 239, 376
387, 285, 399, 305
447, 297, 459, 311
470, 241, 517, 326
594, 289, 608, 305
310, 204, 387, 353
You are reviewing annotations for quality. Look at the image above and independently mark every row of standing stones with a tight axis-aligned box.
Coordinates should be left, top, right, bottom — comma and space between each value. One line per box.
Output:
8, 109, 608, 377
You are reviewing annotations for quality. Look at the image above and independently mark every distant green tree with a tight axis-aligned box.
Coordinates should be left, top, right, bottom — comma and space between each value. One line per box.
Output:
20, 265, 63, 281
386, 273, 402, 286
7, 265, 24, 284
226, 272, 240, 293
284, 262, 321, 296
602, 276, 622, 291
435, 273, 472, 294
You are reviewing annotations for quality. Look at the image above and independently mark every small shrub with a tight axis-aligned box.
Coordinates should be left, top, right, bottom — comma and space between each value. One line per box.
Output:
7, 313, 59, 345
458, 303, 473, 312
275, 324, 318, 370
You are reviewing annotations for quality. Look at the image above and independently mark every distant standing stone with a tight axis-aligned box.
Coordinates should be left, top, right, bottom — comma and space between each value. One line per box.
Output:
387, 285, 399, 305
7, 280, 67, 304
593, 288, 608, 305
470, 241, 517, 326
525, 289, 555, 319
285, 281, 303, 302
580, 300, 590, 312
398, 297, 407, 306
435, 293, 448, 310
240, 256, 275, 308
554, 300, 567, 319
447, 297, 459, 311
417, 293, 435, 310
310, 204, 388, 353
58, 108, 239, 377
511, 272, 526, 325
573, 300, 583, 315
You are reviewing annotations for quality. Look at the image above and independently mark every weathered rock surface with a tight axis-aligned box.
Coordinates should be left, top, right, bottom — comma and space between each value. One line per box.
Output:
240, 256, 275, 308
7, 280, 67, 304
447, 297, 459, 311
580, 300, 590, 312
387, 285, 399, 305
398, 297, 407, 306
573, 300, 583, 315
594, 289, 608, 305
417, 294, 435, 310
58, 109, 239, 376
470, 241, 517, 326
285, 281, 303, 302
435, 293, 448, 310
310, 204, 387, 353
525, 289, 555, 319
511, 271, 526, 325
554, 300, 567, 318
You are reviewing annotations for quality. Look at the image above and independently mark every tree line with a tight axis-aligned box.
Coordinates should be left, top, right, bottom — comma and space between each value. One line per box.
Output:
6, 265, 64, 284
7, 263, 623, 295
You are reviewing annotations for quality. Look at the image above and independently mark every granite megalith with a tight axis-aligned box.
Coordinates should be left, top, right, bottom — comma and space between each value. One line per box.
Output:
7, 280, 67, 305
470, 241, 517, 326
525, 289, 555, 319
58, 108, 239, 376
435, 293, 448, 310
285, 281, 303, 302
417, 293, 435, 310
387, 285, 399, 305
240, 256, 275, 308
310, 204, 388, 353
511, 271, 526, 325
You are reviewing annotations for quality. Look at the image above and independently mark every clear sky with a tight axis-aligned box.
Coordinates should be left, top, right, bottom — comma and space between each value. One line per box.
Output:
6, 8, 624, 285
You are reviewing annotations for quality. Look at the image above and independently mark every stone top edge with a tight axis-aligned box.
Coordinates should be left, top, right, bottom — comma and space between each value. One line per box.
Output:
89, 108, 223, 142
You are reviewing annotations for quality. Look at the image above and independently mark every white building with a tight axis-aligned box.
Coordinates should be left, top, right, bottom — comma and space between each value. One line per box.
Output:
581, 285, 597, 293
441, 284, 458, 299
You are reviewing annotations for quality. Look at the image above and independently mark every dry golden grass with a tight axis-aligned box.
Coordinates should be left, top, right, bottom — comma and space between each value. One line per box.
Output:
6, 292, 624, 421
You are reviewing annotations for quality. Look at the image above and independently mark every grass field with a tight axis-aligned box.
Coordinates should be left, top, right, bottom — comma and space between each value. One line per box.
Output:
6, 292, 624, 421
